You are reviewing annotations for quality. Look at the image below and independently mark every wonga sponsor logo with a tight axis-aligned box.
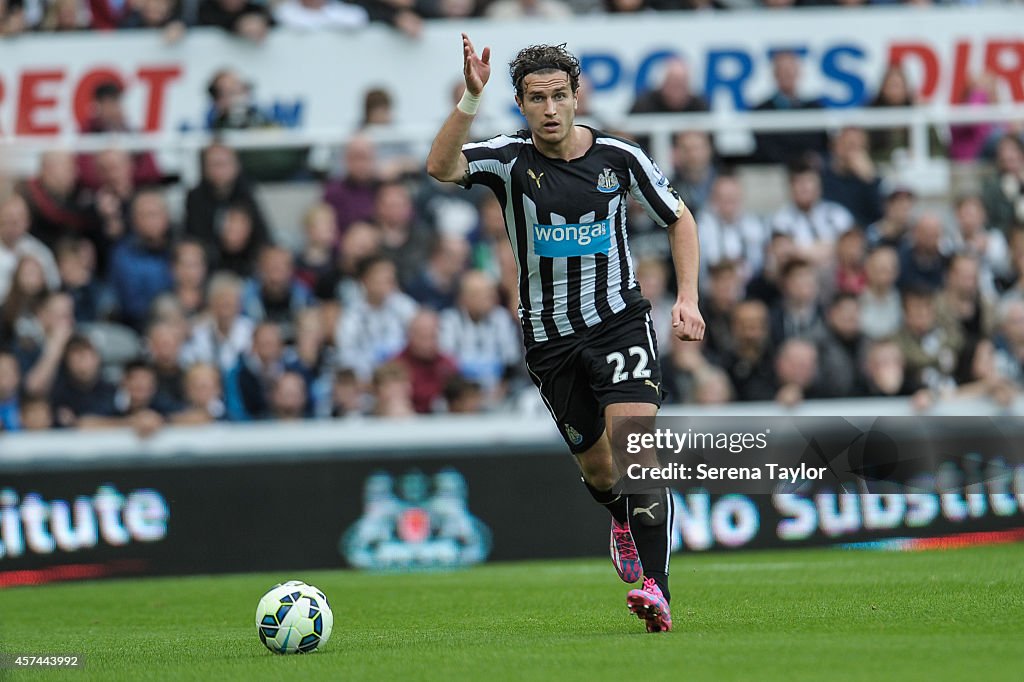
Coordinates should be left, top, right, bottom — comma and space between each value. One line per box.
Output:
533, 220, 611, 257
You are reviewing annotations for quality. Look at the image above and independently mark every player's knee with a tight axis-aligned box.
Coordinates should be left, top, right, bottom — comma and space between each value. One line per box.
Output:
630, 490, 668, 526
582, 467, 617, 493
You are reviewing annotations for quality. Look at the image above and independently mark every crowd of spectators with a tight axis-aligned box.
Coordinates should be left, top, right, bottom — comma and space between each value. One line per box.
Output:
4, 14, 1024, 435
1, 0, 1018, 40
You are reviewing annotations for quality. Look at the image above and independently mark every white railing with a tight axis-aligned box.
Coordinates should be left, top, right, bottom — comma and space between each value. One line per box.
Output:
3, 104, 1023, 192
0, 395, 1020, 467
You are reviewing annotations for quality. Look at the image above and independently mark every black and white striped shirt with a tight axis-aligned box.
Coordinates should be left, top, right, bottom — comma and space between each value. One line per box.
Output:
461, 126, 684, 345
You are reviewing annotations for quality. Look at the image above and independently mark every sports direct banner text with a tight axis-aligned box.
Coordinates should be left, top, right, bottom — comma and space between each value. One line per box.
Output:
1, 8, 1023, 139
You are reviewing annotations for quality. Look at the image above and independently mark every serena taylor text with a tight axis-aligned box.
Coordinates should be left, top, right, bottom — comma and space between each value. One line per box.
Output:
626, 463, 828, 482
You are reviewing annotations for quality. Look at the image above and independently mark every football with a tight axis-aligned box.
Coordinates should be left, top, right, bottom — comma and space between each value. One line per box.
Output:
255, 581, 334, 654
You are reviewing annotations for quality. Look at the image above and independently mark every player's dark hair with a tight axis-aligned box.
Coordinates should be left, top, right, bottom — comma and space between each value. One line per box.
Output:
509, 44, 581, 100
780, 257, 813, 280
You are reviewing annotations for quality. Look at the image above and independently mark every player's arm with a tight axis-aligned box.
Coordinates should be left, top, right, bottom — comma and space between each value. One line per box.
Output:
426, 33, 491, 183
667, 206, 705, 342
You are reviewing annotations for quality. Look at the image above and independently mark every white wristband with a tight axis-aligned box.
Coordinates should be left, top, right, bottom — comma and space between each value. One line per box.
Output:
457, 90, 481, 115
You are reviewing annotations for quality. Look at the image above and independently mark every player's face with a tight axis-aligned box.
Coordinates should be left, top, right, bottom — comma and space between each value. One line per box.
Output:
518, 72, 577, 146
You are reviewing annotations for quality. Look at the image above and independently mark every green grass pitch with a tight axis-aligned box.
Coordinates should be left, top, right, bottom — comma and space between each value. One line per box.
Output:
1, 543, 1022, 681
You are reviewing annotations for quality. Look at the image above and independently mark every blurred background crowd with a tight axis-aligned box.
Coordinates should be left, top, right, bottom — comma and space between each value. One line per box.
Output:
2, 4, 1024, 436
1, 0, 1019, 42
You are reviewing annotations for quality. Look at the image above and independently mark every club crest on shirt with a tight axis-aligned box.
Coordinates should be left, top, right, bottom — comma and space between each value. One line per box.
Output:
596, 168, 620, 193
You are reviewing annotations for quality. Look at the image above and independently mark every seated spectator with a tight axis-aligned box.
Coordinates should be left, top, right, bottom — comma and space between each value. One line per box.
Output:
19, 396, 54, 431
145, 319, 186, 411
171, 363, 227, 424
897, 212, 949, 293
295, 203, 340, 297
774, 338, 824, 407
691, 365, 734, 406
699, 261, 743, 362
992, 298, 1024, 385
76, 83, 161, 190
1, 256, 54, 342
119, 0, 186, 42
336, 256, 416, 381
171, 239, 209, 319
636, 258, 675, 348
0, 0, 36, 32
374, 180, 434, 287
50, 334, 117, 428
267, 371, 309, 421
233, 321, 288, 420
186, 144, 272, 262
14, 292, 75, 399
935, 253, 995, 345
998, 227, 1024, 297
954, 338, 1018, 407
209, 203, 262, 278
949, 73, 999, 163
753, 51, 828, 166
322, 220, 382, 306
407, 236, 470, 310
745, 231, 796, 309
18, 151, 93, 251
894, 286, 964, 393
182, 272, 254, 372
324, 136, 380, 235
485, 0, 571, 18
197, 0, 273, 41
439, 270, 521, 404
769, 258, 826, 346
770, 162, 854, 265
78, 360, 171, 437
0, 351, 21, 430
285, 307, 332, 415
697, 174, 767, 287
55, 238, 116, 324
90, 149, 139, 255
712, 300, 775, 401
242, 245, 315, 330
630, 57, 708, 115
866, 183, 915, 249
670, 131, 717, 216
821, 127, 882, 227
817, 293, 864, 398
661, 334, 710, 405
394, 309, 460, 414
859, 338, 923, 398
370, 361, 415, 418
272, 0, 368, 29
329, 367, 364, 417
0, 194, 60, 305
444, 375, 485, 414
981, 134, 1024, 235
952, 195, 1010, 297
827, 228, 867, 299
109, 190, 175, 329
88, 0, 131, 28
868, 65, 915, 163
206, 71, 308, 181
859, 246, 902, 340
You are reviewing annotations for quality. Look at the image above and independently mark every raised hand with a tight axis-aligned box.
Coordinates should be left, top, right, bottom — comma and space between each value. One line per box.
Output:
462, 33, 491, 96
